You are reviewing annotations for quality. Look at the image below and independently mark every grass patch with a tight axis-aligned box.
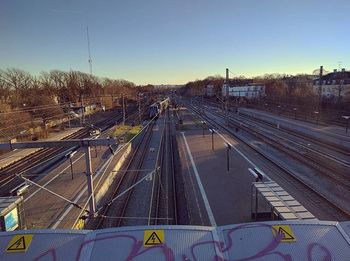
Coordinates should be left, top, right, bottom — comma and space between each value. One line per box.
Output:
112, 125, 142, 142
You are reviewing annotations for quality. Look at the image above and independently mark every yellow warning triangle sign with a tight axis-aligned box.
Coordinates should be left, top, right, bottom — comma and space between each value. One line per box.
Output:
8, 236, 26, 251
278, 227, 294, 240
6, 234, 34, 253
272, 225, 296, 242
145, 232, 162, 245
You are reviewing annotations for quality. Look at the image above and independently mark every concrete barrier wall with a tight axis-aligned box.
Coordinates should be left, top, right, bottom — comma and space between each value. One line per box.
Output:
95, 143, 132, 206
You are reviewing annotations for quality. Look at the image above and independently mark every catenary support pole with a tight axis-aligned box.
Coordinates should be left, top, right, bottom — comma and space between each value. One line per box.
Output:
85, 146, 96, 215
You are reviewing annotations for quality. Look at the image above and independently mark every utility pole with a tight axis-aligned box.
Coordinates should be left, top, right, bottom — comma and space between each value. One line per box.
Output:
201, 88, 204, 114
85, 146, 95, 215
81, 95, 85, 126
338, 74, 344, 104
122, 94, 126, 125
225, 68, 229, 126
138, 93, 141, 124
317, 66, 323, 112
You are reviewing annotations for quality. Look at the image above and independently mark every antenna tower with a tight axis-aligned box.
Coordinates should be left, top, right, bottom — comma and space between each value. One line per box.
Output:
87, 26, 93, 74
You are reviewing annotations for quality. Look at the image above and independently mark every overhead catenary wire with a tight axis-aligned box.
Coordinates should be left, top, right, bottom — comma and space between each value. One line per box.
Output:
0, 95, 131, 115
19, 174, 85, 212
72, 111, 161, 226
95, 168, 157, 214
4, 103, 161, 228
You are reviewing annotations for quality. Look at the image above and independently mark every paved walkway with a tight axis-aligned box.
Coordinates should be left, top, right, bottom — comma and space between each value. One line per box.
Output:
177, 108, 257, 226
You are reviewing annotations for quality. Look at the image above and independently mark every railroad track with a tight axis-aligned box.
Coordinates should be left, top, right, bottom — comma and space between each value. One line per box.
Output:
96, 106, 179, 228
199, 101, 350, 187
0, 110, 131, 196
203, 99, 350, 153
149, 108, 178, 225
188, 102, 350, 221
235, 110, 350, 156
226, 114, 350, 188
96, 120, 155, 228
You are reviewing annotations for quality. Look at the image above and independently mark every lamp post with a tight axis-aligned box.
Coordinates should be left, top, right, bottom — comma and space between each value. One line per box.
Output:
342, 116, 350, 133
293, 108, 297, 120
277, 105, 281, 115
209, 128, 215, 151
201, 121, 206, 137
314, 111, 319, 126
225, 143, 232, 172
65, 150, 77, 180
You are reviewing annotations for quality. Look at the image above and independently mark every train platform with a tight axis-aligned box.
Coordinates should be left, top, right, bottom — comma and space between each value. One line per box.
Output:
238, 108, 350, 149
0, 128, 83, 170
0, 220, 349, 260
23, 142, 131, 230
176, 108, 259, 226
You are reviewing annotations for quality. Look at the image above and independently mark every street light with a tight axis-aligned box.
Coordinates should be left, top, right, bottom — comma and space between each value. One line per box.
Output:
209, 128, 215, 150
201, 121, 206, 137
65, 150, 77, 180
225, 142, 232, 172
342, 116, 350, 133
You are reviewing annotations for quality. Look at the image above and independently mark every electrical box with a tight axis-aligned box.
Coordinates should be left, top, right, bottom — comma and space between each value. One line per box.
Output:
0, 197, 25, 231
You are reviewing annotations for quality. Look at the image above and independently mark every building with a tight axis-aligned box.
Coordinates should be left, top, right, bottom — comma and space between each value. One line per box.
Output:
205, 84, 215, 97
313, 68, 350, 102
222, 80, 265, 99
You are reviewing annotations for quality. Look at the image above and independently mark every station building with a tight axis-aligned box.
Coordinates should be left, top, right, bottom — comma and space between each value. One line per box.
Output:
222, 80, 265, 99
313, 68, 350, 102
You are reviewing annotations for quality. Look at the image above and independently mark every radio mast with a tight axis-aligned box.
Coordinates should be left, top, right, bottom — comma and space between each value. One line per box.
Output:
87, 26, 93, 74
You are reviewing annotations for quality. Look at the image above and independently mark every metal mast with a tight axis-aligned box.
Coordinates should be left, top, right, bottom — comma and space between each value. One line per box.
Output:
87, 26, 93, 75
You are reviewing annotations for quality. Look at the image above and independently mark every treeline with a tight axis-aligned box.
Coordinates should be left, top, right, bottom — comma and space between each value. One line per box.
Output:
179, 75, 224, 96
0, 68, 152, 139
180, 73, 318, 107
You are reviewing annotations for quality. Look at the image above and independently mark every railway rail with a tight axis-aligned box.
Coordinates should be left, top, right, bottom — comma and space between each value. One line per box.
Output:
0, 110, 133, 196
96, 120, 155, 228
96, 106, 178, 228
188, 102, 350, 221
199, 100, 350, 187
149, 108, 178, 225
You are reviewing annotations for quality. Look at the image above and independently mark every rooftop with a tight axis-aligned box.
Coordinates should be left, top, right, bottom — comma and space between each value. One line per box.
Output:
0, 220, 349, 260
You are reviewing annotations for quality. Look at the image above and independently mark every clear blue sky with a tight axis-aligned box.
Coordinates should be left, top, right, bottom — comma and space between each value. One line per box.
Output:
1, 0, 349, 85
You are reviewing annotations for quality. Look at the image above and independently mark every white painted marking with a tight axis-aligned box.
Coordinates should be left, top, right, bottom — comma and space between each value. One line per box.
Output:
181, 132, 217, 226
180, 136, 205, 225
192, 108, 273, 181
